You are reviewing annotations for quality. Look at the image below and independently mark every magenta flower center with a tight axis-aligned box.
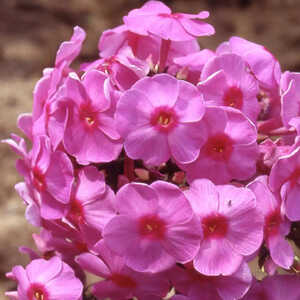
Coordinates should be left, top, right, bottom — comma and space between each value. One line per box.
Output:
110, 273, 137, 289
202, 214, 228, 239
68, 199, 85, 225
138, 214, 166, 239
203, 133, 233, 161
79, 103, 99, 129
264, 209, 282, 238
32, 167, 46, 192
28, 283, 48, 300
150, 107, 178, 132
223, 86, 243, 109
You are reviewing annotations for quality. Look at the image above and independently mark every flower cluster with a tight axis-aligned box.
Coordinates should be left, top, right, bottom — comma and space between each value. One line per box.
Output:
3, 1, 300, 299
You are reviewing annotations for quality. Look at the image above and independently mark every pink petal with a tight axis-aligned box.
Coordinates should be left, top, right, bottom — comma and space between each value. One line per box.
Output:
116, 89, 153, 137
151, 181, 193, 224
185, 179, 219, 216
27, 257, 62, 283
218, 185, 263, 256
124, 125, 170, 165
46, 151, 73, 203
179, 18, 215, 37
116, 183, 158, 217
168, 123, 203, 163
75, 166, 106, 203
217, 262, 252, 300
268, 234, 294, 269
132, 74, 179, 108
194, 238, 243, 276
285, 185, 300, 221
82, 70, 110, 111
76, 253, 111, 278
162, 216, 201, 263
174, 80, 205, 122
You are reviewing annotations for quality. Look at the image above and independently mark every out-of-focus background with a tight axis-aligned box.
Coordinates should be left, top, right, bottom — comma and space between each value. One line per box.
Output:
1, 0, 300, 298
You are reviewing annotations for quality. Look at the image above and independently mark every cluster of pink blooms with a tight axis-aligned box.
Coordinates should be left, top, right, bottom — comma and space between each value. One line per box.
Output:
3, 1, 300, 299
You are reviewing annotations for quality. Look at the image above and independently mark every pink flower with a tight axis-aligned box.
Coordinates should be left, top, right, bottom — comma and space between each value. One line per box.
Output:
66, 166, 116, 236
81, 48, 150, 91
98, 24, 200, 66
217, 36, 281, 91
180, 106, 258, 184
198, 53, 260, 123
8, 256, 83, 300
60, 70, 122, 164
185, 179, 263, 276
243, 275, 300, 300
8, 135, 74, 220
116, 74, 205, 165
171, 49, 215, 84
169, 262, 252, 300
103, 181, 202, 272
248, 175, 293, 269
123, 1, 215, 41
30, 26, 86, 141
269, 143, 300, 221
76, 240, 169, 299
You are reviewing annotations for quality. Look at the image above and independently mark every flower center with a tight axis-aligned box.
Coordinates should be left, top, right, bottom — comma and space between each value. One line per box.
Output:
68, 199, 85, 225
264, 209, 282, 238
202, 214, 228, 239
203, 133, 233, 161
150, 107, 178, 133
223, 86, 243, 109
34, 291, 44, 300
32, 167, 46, 192
139, 215, 166, 240
79, 103, 99, 129
28, 283, 48, 300
111, 273, 137, 289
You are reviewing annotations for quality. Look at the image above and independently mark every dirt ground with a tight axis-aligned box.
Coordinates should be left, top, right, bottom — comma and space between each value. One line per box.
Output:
1, 0, 300, 298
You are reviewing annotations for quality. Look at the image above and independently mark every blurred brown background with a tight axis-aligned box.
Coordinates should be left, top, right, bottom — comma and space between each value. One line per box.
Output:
1, 0, 300, 298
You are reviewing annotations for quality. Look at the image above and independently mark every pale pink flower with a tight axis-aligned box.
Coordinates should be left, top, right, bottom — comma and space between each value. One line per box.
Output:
180, 106, 258, 184
198, 53, 260, 123
103, 181, 202, 272
124, 1, 215, 41
185, 179, 263, 276
115, 74, 205, 165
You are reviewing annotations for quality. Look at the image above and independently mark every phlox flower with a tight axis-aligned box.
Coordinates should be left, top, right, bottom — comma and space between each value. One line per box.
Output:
6, 256, 82, 300
180, 106, 258, 184
184, 179, 263, 276
98, 24, 200, 66
115, 74, 205, 165
56, 70, 122, 164
76, 240, 169, 299
28, 26, 86, 141
269, 142, 300, 221
248, 175, 293, 269
103, 181, 202, 272
4, 135, 74, 219
81, 47, 150, 91
123, 1, 215, 41
170, 49, 215, 84
217, 36, 281, 91
198, 53, 260, 123
169, 262, 252, 300
66, 165, 116, 241
243, 275, 300, 300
